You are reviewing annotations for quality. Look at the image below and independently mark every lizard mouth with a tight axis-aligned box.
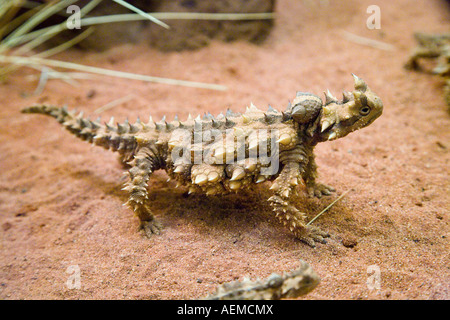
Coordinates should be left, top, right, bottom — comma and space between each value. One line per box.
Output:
320, 117, 360, 141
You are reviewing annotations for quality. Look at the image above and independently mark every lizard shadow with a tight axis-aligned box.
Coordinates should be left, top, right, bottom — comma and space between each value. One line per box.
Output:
145, 179, 359, 247
68, 167, 358, 247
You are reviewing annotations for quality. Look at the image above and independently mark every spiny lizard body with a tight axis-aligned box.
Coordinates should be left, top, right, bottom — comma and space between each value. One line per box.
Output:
22, 75, 383, 247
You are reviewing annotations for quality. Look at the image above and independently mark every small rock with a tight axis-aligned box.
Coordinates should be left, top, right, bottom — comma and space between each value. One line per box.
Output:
342, 236, 358, 248
2, 222, 12, 231
86, 89, 96, 99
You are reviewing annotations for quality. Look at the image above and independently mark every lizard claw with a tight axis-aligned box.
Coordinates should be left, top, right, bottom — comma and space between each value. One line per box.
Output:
307, 183, 335, 198
298, 225, 330, 247
139, 219, 163, 238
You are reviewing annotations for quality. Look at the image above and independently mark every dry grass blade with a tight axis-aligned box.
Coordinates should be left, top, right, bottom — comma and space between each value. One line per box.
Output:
0, 0, 25, 39
306, 189, 350, 226
1, 0, 78, 50
78, 12, 275, 26
7, 11, 275, 48
341, 30, 395, 51
0, 0, 228, 90
1, 27, 94, 77
94, 94, 135, 114
0, 55, 228, 90
112, 0, 169, 29
151, 12, 275, 20
11, 0, 101, 56
33, 27, 94, 58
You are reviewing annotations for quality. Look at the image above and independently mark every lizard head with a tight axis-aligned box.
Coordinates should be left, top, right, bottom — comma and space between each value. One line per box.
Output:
317, 74, 383, 142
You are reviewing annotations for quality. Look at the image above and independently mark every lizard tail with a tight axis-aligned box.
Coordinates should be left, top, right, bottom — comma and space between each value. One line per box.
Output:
21, 105, 138, 157
22, 105, 102, 142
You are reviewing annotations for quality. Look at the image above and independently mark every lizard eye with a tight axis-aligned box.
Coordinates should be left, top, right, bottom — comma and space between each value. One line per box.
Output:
359, 106, 371, 115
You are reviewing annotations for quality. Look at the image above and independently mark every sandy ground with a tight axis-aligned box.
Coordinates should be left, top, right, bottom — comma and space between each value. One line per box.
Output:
0, 0, 449, 300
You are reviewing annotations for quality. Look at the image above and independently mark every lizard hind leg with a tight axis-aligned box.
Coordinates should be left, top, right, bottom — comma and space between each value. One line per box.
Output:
123, 148, 162, 237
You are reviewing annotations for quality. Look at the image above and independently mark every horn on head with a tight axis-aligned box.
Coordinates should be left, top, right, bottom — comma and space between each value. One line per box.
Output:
342, 91, 352, 103
324, 89, 338, 105
352, 74, 368, 92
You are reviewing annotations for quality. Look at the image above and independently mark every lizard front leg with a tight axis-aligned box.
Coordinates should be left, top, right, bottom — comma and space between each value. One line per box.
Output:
123, 147, 162, 237
268, 161, 329, 247
303, 153, 335, 198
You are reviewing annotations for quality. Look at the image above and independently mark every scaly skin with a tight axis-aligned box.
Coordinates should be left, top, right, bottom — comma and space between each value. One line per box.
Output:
204, 259, 319, 300
21, 75, 383, 247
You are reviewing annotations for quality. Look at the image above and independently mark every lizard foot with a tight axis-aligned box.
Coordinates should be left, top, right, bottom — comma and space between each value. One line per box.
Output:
297, 225, 330, 247
139, 219, 163, 238
268, 195, 329, 247
307, 183, 335, 198
129, 200, 162, 238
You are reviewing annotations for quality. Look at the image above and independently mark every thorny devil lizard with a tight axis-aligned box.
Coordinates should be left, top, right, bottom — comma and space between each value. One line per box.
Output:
22, 74, 383, 247
203, 259, 320, 300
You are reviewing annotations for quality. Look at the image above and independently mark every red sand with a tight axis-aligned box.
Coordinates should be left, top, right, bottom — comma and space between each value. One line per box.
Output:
0, 0, 449, 299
